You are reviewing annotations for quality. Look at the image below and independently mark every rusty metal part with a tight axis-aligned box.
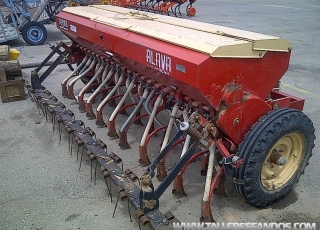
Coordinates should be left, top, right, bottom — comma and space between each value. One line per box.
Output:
125, 169, 139, 182
164, 211, 181, 224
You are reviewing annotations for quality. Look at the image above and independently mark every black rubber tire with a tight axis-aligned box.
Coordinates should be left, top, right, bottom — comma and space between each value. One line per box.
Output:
234, 108, 315, 208
21, 21, 47, 45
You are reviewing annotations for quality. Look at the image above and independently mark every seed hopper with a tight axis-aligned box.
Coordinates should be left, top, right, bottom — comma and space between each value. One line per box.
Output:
27, 5, 315, 229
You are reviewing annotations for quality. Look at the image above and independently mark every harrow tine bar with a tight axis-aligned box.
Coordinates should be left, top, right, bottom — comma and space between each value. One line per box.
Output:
26, 85, 171, 229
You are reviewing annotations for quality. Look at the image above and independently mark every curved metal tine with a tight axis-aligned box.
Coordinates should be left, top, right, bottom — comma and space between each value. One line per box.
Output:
143, 88, 163, 128
174, 4, 179, 17
78, 61, 106, 111
104, 176, 113, 203
160, 102, 180, 150
119, 86, 150, 147
94, 160, 99, 185
108, 76, 136, 137
67, 57, 98, 99
152, 0, 159, 7
119, 85, 149, 132
147, 0, 154, 7
85, 64, 114, 118
61, 54, 90, 97
173, 149, 209, 196
186, 2, 191, 14
59, 122, 62, 145
127, 76, 136, 104
63, 54, 89, 84
95, 69, 125, 126
178, 3, 182, 15
78, 147, 86, 171
180, 108, 192, 157
171, 1, 176, 13
78, 55, 92, 75
140, 92, 165, 153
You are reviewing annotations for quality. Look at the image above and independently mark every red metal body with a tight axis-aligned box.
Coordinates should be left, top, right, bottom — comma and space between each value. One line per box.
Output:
57, 11, 290, 107
55, 7, 303, 144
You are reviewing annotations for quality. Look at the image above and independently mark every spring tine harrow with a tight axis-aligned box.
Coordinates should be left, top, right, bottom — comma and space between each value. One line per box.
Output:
25, 82, 186, 229
111, 0, 197, 17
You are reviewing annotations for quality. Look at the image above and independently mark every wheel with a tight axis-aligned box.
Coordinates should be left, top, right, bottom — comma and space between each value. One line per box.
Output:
234, 108, 315, 207
187, 7, 196, 16
21, 21, 47, 46
100, 0, 111, 4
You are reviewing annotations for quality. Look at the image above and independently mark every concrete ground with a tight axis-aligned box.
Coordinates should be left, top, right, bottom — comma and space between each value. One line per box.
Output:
1, 1, 319, 229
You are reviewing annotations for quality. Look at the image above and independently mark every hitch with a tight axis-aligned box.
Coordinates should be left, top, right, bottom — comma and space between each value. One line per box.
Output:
31, 42, 73, 89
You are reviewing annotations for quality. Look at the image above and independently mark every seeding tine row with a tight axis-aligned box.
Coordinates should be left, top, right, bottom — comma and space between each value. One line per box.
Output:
111, 0, 197, 17
60, 44, 242, 217
61, 46, 208, 173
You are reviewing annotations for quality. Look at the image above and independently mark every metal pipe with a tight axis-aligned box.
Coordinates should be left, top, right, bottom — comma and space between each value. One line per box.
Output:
96, 72, 124, 113
109, 78, 136, 122
119, 87, 150, 133
160, 102, 179, 151
67, 58, 97, 99
61, 55, 89, 85
126, 76, 136, 103
86, 65, 114, 104
140, 93, 165, 147
78, 62, 105, 98
202, 141, 216, 202
144, 88, 163, 128
181, 108, 191, 156
68, 58, 97, 88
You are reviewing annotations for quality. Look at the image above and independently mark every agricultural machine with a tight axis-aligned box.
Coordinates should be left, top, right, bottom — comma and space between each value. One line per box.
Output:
110, 0, 197, 17
0, 0, 70, 44
27, 5, 315, 229
0, 0, 107, 45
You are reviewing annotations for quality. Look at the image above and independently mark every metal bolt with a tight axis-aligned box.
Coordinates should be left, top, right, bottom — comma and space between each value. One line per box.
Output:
276, 156, 286, 166
233, 118, 240, 126
272, 153, 286, 166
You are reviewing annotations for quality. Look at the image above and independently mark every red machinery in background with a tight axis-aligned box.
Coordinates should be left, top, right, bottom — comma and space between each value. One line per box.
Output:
28, 5, 315, 229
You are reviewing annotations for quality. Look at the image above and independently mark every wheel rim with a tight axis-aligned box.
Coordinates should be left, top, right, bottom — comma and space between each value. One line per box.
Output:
27, 26, 43, 43
261, 132, 304, 191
